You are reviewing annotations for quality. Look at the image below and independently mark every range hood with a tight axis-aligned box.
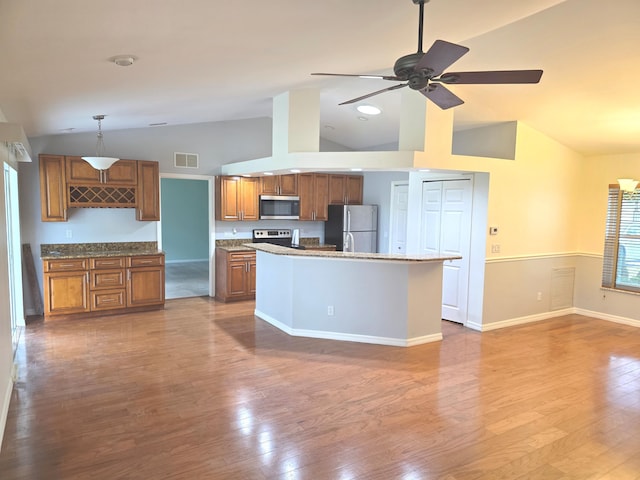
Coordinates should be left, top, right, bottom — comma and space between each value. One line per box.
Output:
0, 122, 33, 162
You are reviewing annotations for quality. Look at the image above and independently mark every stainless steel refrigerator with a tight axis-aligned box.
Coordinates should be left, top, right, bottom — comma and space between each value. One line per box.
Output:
325, 204, 378, 253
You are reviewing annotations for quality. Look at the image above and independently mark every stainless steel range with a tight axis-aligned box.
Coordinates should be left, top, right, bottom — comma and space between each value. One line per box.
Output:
252, 229, 293, 247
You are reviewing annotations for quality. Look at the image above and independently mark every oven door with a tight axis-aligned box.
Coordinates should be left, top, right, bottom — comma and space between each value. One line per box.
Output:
259, 195, 300, 220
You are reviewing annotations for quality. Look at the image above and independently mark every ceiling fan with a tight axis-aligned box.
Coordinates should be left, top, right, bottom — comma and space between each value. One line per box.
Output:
312, 0, 543, 109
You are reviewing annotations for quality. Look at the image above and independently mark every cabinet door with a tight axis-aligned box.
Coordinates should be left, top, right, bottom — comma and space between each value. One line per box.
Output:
66, 156, 101, 184
279, 174, 298, 195
260, 176, 279, 195
44, 271, 90, 315
216, 176, 241, 221
105, 160, 137, 185
127, 266, 165, 307
313, 174, 330, 221
346, 175, 363, 205
328, 175, 347, 205
39, 155, 68, 222
227, 261, 248, 297
297, 174, 315, 220
248, 260, 257, 294
240, 177, 260, 221
137, 161, 160, 221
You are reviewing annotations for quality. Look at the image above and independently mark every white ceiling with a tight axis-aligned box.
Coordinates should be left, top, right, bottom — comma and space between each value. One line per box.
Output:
1, 0, 639, 156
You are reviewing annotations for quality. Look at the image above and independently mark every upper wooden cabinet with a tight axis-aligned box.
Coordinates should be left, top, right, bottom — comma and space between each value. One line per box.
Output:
328, 175, 363, 205
137, 161, 160, 221
298, 173, 329, 221
66, 157, 137, 185
260, 174, 298, 196
39, 155, 160, 222
216, 176, 260, 221
39, 155, 68, 222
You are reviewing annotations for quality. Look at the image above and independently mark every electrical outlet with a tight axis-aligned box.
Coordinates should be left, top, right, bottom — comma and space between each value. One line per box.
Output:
537, 292, 542, 301
327, 306, 334, 316
65, 229, 72, 239
491, 244, 501, 253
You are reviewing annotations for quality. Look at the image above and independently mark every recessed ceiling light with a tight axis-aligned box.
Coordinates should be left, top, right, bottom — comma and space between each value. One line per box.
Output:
356, 105, 381, 115
242, 174, 252, 177
290, 169, 301, 173
350, 168, 363, 172
419, 169, 431, 172
263, 172, 274, 176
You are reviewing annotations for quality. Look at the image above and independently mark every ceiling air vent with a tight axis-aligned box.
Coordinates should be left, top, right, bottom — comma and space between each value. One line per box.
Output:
174, 152, 199, 169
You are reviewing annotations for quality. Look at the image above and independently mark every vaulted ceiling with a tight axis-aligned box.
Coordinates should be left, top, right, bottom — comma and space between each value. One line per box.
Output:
1, 0, 638, 156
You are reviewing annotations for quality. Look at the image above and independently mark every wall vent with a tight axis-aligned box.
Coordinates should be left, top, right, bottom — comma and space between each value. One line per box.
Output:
174, 152, 199, 169
550, 267, 575, 310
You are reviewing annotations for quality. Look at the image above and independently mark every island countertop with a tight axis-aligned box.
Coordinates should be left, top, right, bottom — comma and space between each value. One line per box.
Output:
246, 242, 461, 263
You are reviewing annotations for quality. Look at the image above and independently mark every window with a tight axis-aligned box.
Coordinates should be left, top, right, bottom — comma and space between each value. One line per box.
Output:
602, 184, 640, 291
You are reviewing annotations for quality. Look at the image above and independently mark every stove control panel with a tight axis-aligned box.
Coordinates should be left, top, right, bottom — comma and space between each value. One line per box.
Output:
253, 229, 292, 240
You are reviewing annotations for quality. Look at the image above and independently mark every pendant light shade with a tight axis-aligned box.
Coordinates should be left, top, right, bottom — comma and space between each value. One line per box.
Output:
82, 115, 120, 170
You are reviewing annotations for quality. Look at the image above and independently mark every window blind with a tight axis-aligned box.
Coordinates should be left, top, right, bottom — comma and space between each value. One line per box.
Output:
602, 184, 640, 292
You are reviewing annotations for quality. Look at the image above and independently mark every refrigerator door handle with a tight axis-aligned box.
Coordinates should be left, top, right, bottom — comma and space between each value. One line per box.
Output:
347, 209, 351, 233
347, 232, 355, 252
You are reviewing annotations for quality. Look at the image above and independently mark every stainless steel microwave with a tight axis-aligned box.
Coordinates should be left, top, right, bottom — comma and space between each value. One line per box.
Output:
259, 195, 300, 220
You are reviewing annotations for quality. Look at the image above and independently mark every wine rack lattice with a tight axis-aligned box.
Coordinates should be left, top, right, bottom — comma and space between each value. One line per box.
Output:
69, 186, 136, 207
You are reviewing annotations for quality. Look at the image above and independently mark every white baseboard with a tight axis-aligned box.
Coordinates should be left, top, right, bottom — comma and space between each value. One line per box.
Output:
471, 308, 575, 332
573, 308, 640, 328
255, 309, 442, 347
0, 373, 14, 453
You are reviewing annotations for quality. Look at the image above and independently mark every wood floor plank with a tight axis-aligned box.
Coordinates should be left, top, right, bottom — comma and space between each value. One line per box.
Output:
1, 304, 640, 479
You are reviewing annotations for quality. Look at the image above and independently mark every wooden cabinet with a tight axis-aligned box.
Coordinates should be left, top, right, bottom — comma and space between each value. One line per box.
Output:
298, 173, 329, 221
260, 174, 298, 196
89, 257, 126, 311
43, 258, 90, 316
127, 255, 165, 307
39, 155, 68, 222
215, 176, 260, 221
38, 155, 159, 222
66, 157, 137, 185
215, 249, 256, 302
328, 175, 363, 205
136, 161, 160, 221
43, 254, 164, 318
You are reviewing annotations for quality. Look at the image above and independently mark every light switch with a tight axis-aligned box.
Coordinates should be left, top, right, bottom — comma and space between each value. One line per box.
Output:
489, 226, 499, 235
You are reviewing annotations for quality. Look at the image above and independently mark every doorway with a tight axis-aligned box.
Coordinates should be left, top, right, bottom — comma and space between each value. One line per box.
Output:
3, 162, 24, 355
158, 174, 214, 299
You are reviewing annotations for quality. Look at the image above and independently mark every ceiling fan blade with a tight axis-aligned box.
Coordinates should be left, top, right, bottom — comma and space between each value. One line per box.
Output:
311, 73, 402, 81
415, 40, 470, 77
339, 83, 408, 105
437, 70, 543, 84
419, 83, 464, 110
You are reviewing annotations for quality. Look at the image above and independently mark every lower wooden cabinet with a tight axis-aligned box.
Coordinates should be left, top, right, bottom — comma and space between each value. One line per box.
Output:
127, 255, 165, 307
43, 254, 165, 318
215, 249, 256, 302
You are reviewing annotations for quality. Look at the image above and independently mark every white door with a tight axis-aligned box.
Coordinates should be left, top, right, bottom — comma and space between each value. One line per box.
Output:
420, 179, 472, 324
389, 183, 409, 254
4, 162, 24, 353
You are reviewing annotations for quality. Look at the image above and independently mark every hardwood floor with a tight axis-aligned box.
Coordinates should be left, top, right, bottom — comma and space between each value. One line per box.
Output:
2, 299, 640, 479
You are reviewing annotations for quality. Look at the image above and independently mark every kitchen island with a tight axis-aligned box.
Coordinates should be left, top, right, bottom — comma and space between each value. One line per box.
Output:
247, 243, 461, 347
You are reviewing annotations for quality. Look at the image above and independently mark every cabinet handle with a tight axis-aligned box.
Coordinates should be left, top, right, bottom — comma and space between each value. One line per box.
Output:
101, 298, 116, 304
137, 260, 153, 264
58, 263, 75, 268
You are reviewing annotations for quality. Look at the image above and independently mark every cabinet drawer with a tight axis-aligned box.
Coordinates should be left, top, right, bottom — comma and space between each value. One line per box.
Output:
91, 289, 126, 311
90, 257, 126, 269
228, 251, 256, 262
128, 255, 164, 267
43, 258, 88, 272
90, 269, 125, 289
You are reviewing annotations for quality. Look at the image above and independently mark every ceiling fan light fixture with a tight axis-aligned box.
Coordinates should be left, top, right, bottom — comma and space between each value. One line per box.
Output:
82, 115, 120, 170
356, 105, 381, 115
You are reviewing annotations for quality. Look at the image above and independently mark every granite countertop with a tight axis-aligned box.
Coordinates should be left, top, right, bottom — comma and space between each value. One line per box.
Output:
41, 242, 163, 260
245, 242, 462, 263
215, 237, 333, 252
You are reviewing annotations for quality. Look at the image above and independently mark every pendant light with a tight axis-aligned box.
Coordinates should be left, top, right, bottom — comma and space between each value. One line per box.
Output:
82, 115, 120, 170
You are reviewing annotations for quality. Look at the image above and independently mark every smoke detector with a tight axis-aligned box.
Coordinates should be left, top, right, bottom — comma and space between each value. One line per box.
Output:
110, 55, 137, 67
